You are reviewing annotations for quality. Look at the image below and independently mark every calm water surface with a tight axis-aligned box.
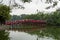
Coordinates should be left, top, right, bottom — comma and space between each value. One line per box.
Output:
9, 30, 54, 40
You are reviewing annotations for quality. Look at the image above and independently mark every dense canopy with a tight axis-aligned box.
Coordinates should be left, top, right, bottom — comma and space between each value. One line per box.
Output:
0, 4, 11, 25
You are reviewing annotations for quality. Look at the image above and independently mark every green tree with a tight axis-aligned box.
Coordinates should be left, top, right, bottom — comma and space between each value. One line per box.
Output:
46, 10, 60, 26
0, 4, 11, 25
0, 30, 10, 40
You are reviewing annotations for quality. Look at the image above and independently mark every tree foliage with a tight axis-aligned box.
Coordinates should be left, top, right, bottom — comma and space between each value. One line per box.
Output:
11, 10, 60, 26
22, 0, 31, 3
0, 30, 10, 40
0, 4, 11, 25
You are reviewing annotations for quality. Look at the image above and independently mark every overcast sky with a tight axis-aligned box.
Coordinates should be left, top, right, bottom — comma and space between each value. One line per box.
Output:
1, 0, 60, 15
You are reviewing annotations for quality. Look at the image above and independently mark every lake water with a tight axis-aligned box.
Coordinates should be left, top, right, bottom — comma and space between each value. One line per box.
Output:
9, 30, 54, 40
0, 26, 59, 40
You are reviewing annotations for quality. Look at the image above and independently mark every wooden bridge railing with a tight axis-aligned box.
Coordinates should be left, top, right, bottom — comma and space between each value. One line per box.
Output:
5, 19, 46, 26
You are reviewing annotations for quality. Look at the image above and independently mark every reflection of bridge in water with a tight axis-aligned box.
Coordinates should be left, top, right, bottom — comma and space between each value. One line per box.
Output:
6, 20, 46, 31
8, 27, 45, 32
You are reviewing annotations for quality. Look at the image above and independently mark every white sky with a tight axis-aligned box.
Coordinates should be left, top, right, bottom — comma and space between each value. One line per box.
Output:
1, 0, 60, 15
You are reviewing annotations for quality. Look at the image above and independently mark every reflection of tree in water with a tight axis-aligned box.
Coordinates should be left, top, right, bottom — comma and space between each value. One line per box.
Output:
0, 30, 10, 40
27, 27, 60, 40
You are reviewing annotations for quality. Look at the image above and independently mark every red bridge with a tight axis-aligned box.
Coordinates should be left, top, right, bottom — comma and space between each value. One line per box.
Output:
5, 19, 46, 26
